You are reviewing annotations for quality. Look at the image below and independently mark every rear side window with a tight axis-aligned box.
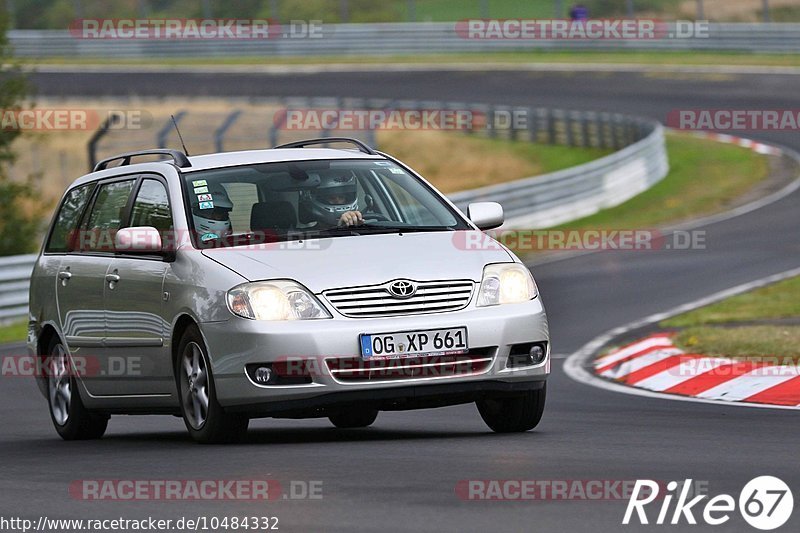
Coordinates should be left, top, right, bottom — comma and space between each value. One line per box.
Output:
45, 183, 96, 253
82, 180, 136, 252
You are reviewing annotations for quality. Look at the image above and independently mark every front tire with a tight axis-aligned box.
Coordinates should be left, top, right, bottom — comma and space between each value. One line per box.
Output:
329, 407, 378, 428
46, 338, 109, 440
477, 384, 546, 433
177, 325, 249, 444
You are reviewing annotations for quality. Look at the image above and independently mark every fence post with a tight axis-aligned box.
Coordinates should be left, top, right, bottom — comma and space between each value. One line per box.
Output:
270, 98, 288, 147
565, 112, 575, 146
547, 109, 557, 144
214, 110, 242, 153
87, 113, 121, 171
580, 112, 591, 147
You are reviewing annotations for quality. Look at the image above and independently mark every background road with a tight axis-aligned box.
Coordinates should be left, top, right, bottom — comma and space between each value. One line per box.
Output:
2, 68, 799, 532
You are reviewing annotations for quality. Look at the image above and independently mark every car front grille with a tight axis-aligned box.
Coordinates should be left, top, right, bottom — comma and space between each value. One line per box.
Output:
322, 279, 475, 318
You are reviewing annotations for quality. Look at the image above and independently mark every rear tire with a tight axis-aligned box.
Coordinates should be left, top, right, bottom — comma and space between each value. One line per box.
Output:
477, 384, 546, 433
46, 337, 109, 440
177, 325, 249, 444
329, 407, 378, 429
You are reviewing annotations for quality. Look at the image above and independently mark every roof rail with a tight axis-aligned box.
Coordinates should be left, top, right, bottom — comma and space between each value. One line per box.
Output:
93, 149, 192, 172
273, 137, 378, 156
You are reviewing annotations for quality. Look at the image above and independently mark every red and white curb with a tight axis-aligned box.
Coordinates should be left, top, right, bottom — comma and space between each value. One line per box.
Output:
594, 334, 800, 407
689, 131, 782, 156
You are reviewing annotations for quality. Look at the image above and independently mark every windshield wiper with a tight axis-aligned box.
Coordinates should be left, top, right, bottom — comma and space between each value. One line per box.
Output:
360, 224, 456, 233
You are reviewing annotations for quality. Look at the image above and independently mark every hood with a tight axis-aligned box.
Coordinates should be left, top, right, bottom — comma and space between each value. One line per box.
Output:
201, 230, 514, 293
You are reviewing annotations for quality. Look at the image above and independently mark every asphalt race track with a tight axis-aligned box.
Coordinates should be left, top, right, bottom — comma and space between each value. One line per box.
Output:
1, 68, 799, 532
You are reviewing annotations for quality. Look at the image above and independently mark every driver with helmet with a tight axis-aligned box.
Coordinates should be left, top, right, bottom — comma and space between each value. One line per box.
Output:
303, 170, 364, 227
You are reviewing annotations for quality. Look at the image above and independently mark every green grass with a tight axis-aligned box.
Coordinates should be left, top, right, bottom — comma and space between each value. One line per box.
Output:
552, 132, 771, 232
662, 276, 800, 362
28, 50, 800, 68
674, 326, 800, 363
21, 0, 798, 28
0, 320, 27, 344
663, 277, 800, 328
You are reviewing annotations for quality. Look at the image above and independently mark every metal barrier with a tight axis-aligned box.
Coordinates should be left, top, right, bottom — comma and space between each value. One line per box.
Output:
9, 23, 800, 57
0, 254, 37, 323
450, 115, 668, 228
1, 102, 669, 323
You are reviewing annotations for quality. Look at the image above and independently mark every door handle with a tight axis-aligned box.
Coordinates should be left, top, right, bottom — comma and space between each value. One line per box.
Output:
58, 271, 72, 280
105, 273, 121, 283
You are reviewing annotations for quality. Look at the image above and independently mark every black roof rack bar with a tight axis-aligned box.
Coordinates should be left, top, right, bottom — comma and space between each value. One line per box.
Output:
274, 137, 378, 155
93, 149, 192, 172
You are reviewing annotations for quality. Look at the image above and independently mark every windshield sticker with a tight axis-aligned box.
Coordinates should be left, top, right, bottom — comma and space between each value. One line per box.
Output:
192, 179, 207, 187
374, 161, 392, 166
197, 194, 212, 202
200, 232, 218, 242
389, 168, 405, 174
199, 201, 214, 209
194, 186, 209, 194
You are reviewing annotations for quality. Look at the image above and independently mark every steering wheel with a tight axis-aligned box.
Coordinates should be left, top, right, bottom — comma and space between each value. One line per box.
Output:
362, 212, 391, 222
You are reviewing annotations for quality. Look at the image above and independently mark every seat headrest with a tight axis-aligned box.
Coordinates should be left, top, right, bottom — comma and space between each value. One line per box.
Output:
250, 201, 297, 233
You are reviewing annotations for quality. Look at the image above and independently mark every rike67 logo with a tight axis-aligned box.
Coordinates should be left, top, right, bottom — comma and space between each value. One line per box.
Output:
624, 477, 793, 530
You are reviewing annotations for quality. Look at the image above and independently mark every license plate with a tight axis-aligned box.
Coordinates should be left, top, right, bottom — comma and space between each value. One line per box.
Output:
360, 327, 468, 359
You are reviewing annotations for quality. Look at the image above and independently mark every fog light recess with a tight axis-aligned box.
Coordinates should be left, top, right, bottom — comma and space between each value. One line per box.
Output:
507, 342, 548, 368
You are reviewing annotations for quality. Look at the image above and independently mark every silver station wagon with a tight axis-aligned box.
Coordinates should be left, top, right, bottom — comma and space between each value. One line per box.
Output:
28, 138, 550, 443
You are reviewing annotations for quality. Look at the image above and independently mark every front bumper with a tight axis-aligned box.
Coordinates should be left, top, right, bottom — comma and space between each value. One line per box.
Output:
201, 298, 549, 411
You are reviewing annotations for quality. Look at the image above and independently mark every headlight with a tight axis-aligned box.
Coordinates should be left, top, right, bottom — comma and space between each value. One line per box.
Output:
227, 280, 332, 321
477, 263, 538, 307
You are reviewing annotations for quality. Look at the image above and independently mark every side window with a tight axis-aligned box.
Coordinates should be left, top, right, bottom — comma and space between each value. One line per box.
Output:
45, 183, 97, 253
130, 179, 173, 234
82, 180, 136, 252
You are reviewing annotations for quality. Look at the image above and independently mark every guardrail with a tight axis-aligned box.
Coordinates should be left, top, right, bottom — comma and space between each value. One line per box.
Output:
0, 254, 37, 324
0, 102, 668, 323
9, 23, 800, 57
450, 113, 668, 228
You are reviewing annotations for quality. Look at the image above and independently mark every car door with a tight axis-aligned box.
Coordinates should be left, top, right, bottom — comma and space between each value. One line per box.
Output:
60, 177, 137, 396
49, 182, 104, 349
103, 176, 173, 395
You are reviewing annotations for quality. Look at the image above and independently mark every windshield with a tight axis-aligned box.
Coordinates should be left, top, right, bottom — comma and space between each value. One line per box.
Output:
182, 158, 469, 247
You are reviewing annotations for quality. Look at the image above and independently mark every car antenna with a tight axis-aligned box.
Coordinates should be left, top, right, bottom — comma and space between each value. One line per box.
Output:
171, 114, 191, 156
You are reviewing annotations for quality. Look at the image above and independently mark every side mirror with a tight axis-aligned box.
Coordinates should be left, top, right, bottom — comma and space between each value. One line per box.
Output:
467, 202, 504, 230
115, 226, 163, 253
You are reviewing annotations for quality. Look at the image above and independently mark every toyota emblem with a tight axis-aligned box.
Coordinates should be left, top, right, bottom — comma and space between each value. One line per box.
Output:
387, 280, 417, 299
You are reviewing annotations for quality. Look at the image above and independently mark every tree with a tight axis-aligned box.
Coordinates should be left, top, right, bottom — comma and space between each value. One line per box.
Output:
0, 6, 44, 256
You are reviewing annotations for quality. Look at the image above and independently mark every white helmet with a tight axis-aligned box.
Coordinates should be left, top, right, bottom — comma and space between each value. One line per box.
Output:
302, 170, 358, 225
192, 184, 234, 237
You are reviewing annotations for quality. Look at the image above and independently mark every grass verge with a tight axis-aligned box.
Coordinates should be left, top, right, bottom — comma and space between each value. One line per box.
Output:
0, 320, 27, 344
661, 276, 800, 362
552, 131, 771, 232
28, 51, 800, 69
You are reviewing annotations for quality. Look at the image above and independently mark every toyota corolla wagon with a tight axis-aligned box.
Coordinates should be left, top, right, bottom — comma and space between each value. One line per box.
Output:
28, 138, 550, 443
